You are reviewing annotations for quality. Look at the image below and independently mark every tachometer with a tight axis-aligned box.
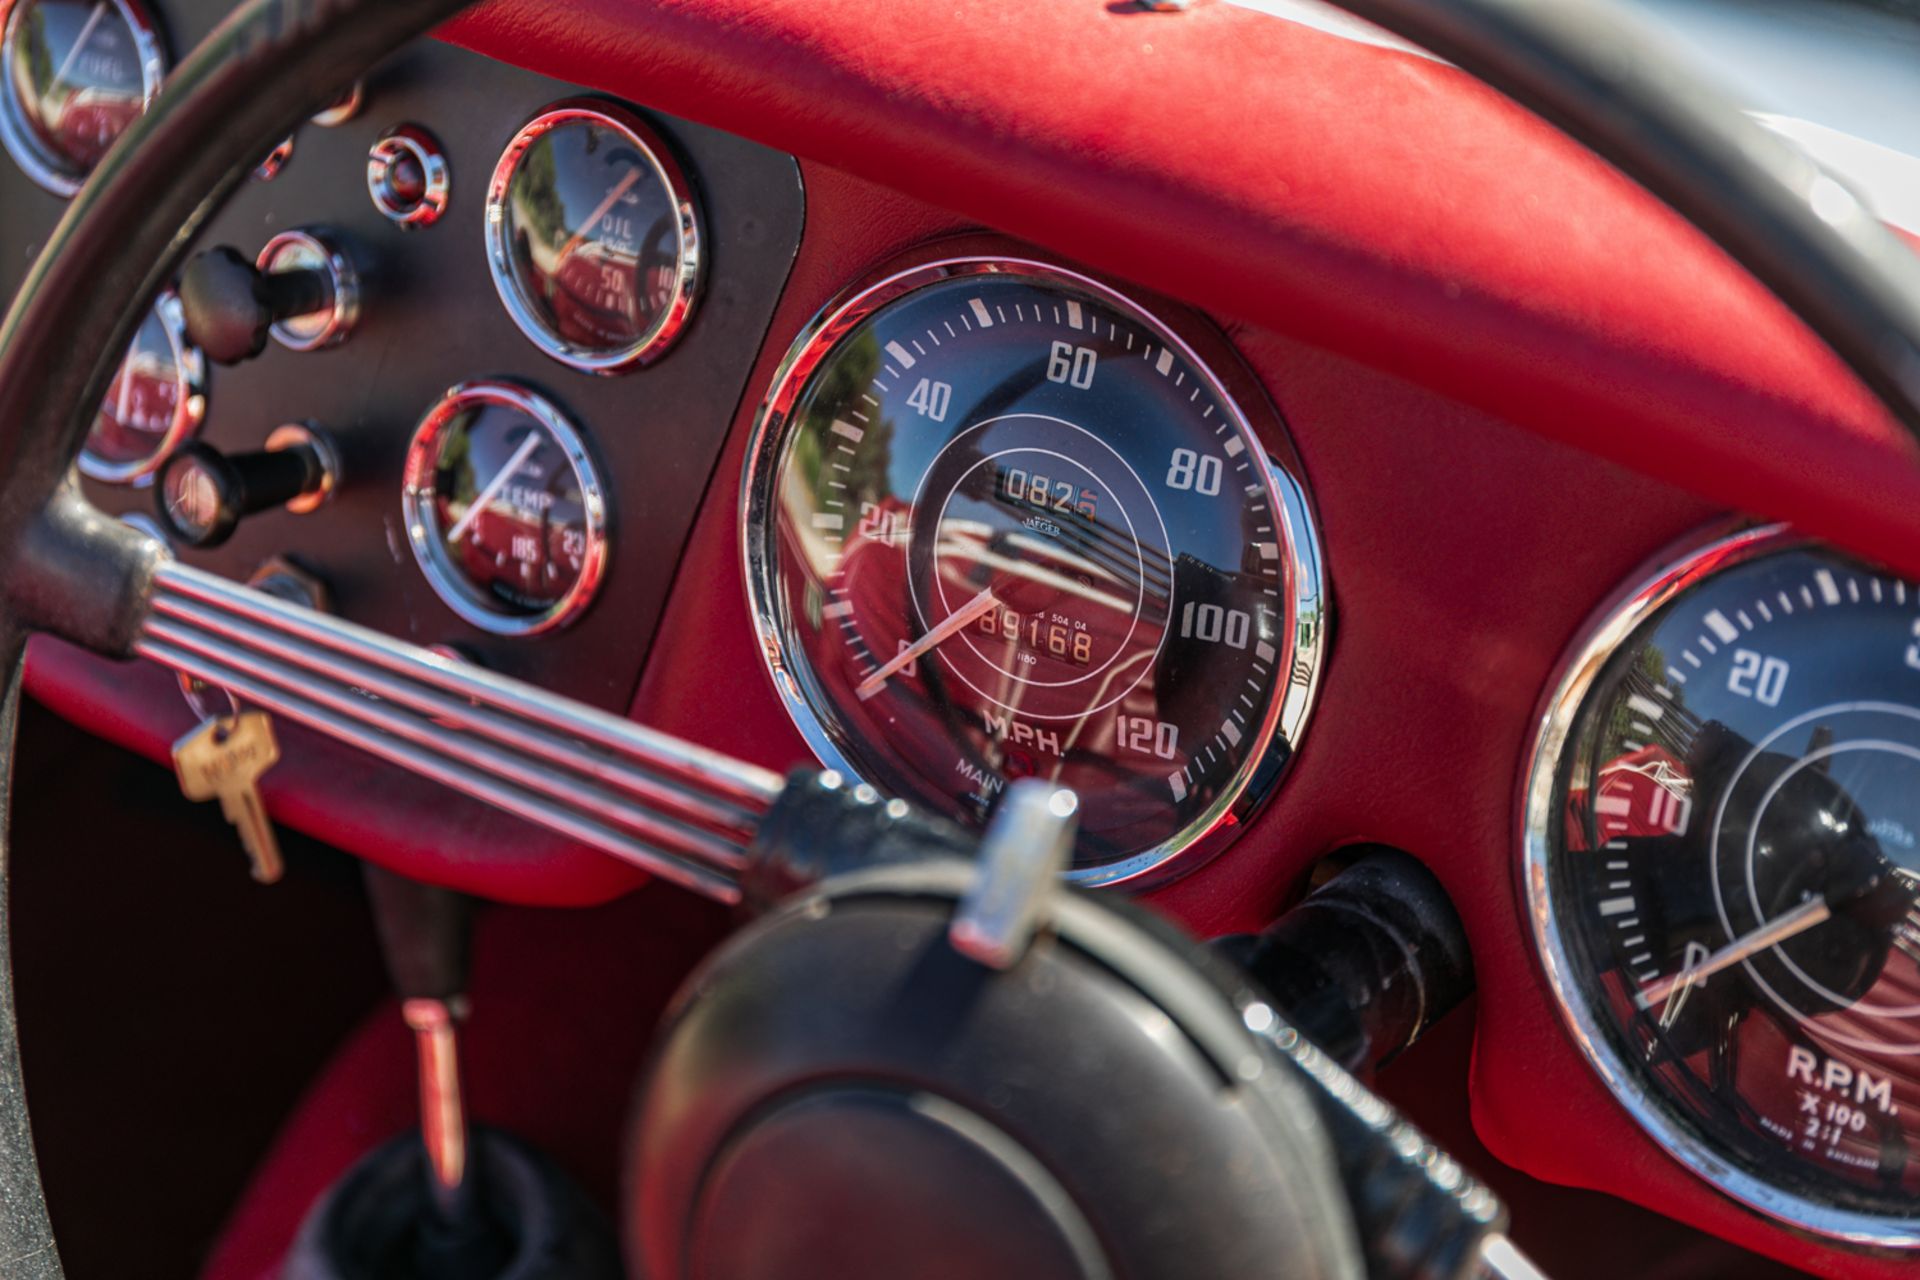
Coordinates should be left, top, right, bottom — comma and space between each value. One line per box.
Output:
1524, 524, 1920, 1246
744, 258, 1327, 886
0, 0, 166, 196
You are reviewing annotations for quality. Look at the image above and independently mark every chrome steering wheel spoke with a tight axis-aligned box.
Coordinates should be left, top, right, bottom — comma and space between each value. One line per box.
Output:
136, 560, 780, 905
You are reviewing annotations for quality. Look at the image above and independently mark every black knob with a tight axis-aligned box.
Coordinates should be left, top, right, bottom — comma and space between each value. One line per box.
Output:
178, 246, 336, 364
156, 436, 331, 548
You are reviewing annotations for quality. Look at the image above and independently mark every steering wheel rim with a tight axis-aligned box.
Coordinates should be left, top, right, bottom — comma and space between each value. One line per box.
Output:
1, 0, 1918, 1273
0, 0, 478, 1268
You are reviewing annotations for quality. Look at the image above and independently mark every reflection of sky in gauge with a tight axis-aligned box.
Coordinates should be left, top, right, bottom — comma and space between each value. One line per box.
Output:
1639, 554, 1920, 739
444, 407, 577, 514
19, 2, 144, 97
527, 126, 657, 251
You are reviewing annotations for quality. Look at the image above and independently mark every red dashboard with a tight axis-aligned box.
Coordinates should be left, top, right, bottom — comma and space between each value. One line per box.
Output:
14, 0, 1920, 1275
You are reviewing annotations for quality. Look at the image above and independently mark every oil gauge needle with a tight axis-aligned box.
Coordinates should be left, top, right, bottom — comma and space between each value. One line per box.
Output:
447, 432, 542, 546
1634, 896, 1833, 1011
559, 167, 642, 263
856, 588, 1000, 701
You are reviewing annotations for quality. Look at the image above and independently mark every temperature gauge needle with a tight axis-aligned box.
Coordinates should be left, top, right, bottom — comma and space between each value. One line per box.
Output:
1634, 896, 1832, 1011
856, 588, 1000, 701
447, 433, 543, 545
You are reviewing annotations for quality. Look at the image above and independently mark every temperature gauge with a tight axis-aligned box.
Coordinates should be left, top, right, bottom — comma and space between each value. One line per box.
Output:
484, 99, 701, 374
402, 381, 609, 635
80, 289, 205, 485
1, 0, 166, 195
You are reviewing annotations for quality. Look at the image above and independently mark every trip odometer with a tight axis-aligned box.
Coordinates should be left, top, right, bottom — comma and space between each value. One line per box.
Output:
1526, 525, 1920, 1246
744, 258, 1327, 886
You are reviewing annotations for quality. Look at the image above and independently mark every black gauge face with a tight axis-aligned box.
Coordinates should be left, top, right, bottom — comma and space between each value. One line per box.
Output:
81, 291, 203, 484
1536, 532, 1920, 1240
747, 262, 1326, 886
486, 101, 699, 372
402, 383, 609, 635
1, 0, 162, 193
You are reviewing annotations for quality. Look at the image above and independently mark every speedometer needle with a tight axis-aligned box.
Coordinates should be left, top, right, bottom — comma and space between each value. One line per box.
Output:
855, 588, 1000, 702
447, 432, 543, 545
1633, 896, 1833, 1011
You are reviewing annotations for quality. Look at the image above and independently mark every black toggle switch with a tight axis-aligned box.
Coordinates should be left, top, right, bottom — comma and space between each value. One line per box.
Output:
178, 230, 359, 364
155, 426, 337, 548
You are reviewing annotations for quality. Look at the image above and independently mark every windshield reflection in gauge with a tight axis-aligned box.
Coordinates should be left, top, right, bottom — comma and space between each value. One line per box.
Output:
0, 0, 166, 195
745, 260, 1327, 886
79, 289, 204, 485
1527, 526, 1920, 1245
485, 99, 701, 374
402, 381, 609, 636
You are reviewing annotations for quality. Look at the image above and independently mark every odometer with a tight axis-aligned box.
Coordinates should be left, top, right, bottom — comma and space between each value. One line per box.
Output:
1525, 525, 1920, 1246
744, 259, 1327, 886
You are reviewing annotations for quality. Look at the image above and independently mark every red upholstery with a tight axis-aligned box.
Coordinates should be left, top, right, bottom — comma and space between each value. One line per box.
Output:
443, 0, 1920, 580
33, 1, 1920, 1274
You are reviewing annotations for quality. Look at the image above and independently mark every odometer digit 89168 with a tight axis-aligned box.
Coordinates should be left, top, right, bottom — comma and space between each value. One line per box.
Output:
744, 259, 1327, 885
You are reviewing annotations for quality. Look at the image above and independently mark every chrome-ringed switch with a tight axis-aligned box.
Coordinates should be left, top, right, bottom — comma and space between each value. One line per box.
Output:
368, 124, 450, 229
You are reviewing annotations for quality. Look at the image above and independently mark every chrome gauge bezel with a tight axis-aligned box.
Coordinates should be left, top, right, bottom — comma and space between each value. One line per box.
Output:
0, 0, 167, 197
483, 99, 702, 375
401, 380, 611, 637
741, 256, 1330, 889
78, 288, 205, 486
1519, 520, 1920, 1249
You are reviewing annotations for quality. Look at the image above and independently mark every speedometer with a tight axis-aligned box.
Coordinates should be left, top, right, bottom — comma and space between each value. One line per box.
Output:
744, 258, 1327, 886
1524, 524, 1920, 1246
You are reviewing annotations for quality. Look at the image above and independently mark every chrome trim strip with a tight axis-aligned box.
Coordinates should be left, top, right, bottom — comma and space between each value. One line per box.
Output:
137, 560, 781, 904
1518, 521, 1920, 1248
740, 255, 1329, 889
483, 99, 702, 375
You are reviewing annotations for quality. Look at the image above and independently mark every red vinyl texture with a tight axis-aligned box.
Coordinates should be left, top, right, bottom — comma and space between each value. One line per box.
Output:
28, 0, 1920, 1274
442, 0, 1920, 582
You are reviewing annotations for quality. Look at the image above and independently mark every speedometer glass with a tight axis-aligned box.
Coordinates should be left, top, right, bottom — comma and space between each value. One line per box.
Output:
0, 0, 166, 196
745, 259, 1326, 886
1526, 525, 1920, 1245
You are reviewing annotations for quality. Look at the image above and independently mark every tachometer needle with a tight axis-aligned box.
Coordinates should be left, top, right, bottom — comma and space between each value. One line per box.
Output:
447, 433, 543, 546
855, 588, 1000, 702
559, 168, 642, 263
1633, 896, 1832, 1011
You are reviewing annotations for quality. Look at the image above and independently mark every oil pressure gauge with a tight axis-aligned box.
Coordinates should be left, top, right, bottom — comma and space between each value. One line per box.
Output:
402, 381, 609, 635
1, 0, 166, 196
484, 99, 702, 374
